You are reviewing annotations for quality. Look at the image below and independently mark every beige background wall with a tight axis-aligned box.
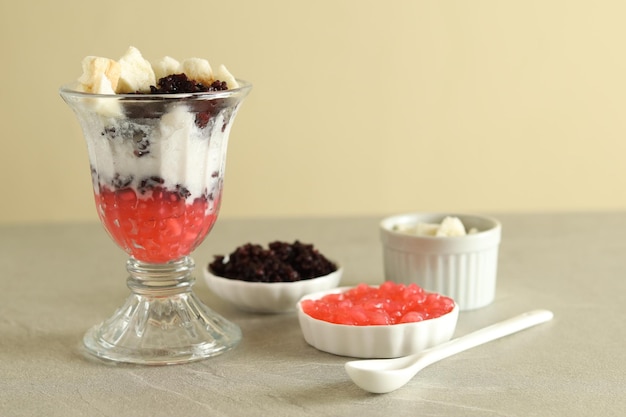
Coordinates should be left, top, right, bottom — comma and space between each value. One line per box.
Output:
1, 0, 625, 224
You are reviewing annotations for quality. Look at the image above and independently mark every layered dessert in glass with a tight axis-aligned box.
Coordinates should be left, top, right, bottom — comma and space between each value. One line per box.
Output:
60, 47, 251, 364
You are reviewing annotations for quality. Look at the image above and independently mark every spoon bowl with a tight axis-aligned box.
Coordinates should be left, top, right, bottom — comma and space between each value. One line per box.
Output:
345, 309, 554, 394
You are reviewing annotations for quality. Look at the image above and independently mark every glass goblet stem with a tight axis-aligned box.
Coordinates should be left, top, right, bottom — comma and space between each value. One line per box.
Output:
83, 256, 241, 365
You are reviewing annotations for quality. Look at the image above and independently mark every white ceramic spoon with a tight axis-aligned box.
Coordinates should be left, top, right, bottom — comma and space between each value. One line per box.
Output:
345, 309, 554, 394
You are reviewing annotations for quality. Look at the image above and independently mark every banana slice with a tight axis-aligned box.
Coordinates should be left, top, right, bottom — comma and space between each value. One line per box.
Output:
214, 64, 239, 89
77, 56, 122, 116
78, 56, 121, 94
116, 46, 156, 93
394, 217, 470, 237
414, 222, 440, 236
152, 56, 181, 81
181, 57, 213, 86
436, 216, 467, 237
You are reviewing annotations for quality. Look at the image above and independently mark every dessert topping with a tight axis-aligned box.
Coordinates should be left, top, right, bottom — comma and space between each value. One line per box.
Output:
76, 46, 238, 94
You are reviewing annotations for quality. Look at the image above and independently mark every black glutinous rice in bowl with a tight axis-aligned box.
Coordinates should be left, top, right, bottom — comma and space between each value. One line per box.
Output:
208, 241, 337, 283
204, 241, 342, 313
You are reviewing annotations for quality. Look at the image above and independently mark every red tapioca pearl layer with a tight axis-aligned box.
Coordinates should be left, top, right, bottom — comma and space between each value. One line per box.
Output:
95, 185, 220, 263
301, 281, 455, 326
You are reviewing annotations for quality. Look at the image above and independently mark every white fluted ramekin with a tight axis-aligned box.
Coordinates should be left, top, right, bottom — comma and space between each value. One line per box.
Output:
204, 266, 342, 313
380, 213, 501, 310
297, 287, 459, 358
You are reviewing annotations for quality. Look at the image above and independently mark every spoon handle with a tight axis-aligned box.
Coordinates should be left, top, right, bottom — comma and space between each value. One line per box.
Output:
416, 309, 554, 370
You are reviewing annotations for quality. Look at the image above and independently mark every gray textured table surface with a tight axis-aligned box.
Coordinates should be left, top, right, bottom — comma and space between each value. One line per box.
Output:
1, 213, 625, 416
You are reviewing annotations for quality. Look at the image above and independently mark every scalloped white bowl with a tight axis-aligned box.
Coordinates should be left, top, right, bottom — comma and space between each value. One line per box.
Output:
203, 266, 342, 314
297, 286, 459, 358
381, 212, 501, 311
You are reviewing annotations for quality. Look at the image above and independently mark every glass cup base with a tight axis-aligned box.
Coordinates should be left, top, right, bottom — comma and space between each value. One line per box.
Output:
82, 257, 241, 365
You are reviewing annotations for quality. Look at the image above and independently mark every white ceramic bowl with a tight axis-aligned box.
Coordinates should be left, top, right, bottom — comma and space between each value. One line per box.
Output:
204, 266, 342, 313
297, 286, 459, 358
380, 212, 501, 310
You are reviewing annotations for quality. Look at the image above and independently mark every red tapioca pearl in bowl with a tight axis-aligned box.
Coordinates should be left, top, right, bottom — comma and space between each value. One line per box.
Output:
297, 282, 459, 359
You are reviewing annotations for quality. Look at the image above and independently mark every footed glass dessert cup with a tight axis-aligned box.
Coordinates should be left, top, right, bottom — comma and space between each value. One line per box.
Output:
60, 81, 251, 364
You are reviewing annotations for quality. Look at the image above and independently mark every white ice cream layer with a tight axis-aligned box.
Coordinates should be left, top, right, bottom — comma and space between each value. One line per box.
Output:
84, 103, 230, 201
